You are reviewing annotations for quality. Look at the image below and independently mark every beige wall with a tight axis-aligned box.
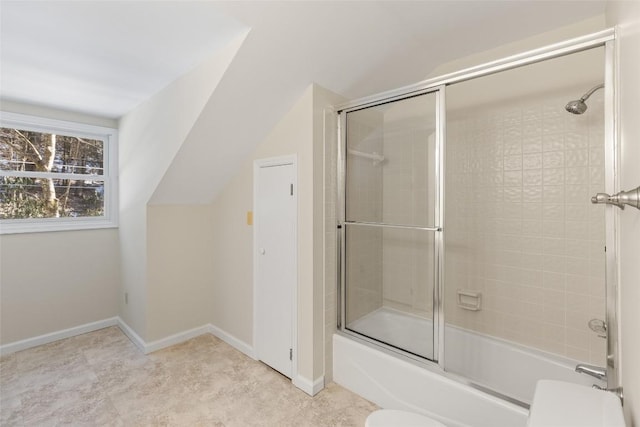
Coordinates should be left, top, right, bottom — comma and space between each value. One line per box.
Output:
117, 35, 244, 340
314, 86, 346, 381
323, 93, 344, 382
209, 87, 313, 349
208, 161, 253, 346
0, 229, 120, 344
295, 86, 318, 382
146, 205, 215, 341
428, 16, 606, 79
0, 103, 120, 346
606, 2, 640, 425
209, 84, 343, 385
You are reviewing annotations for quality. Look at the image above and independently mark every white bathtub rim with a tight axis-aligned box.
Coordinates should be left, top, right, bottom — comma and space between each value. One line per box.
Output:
341, 306, 603, 407
337, 329, 444, 374
353, 306, 589, 373
336, 329, 529, 409
350, 306, 587, 373
347, 359, 461, 427
334, 333, 529, 427
444, 322, 589, 373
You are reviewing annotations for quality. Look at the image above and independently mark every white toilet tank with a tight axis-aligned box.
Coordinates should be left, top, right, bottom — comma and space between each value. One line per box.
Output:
527, 380, 625, 427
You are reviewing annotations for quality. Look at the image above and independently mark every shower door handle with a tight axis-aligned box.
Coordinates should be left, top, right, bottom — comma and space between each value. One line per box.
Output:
591, 185, 640, 210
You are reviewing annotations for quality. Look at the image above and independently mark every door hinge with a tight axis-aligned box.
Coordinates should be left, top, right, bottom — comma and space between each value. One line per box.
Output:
290, 183, 293, 196
289, 348, 293, 361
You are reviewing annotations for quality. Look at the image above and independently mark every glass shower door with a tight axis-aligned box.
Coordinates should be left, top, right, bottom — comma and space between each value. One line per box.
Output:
340, 91, 440, 361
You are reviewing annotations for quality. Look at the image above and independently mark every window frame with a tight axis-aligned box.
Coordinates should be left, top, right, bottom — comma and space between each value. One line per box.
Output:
0, 112, 118, 234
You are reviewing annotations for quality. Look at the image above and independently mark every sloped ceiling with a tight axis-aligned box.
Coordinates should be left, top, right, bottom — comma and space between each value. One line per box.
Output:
149, 0, 606, 204
0, 1, 606, 205
0, 1, 247, 118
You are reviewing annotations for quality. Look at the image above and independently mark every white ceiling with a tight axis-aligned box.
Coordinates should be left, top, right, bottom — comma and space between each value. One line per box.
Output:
148, 1, 607, 204
1, 1, 609, 204
1, 1, 608, 120
0, 1, 247, 118
0, 1, 607, 120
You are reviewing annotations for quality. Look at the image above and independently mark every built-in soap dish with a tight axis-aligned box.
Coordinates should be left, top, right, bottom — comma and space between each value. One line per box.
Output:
457, 289, 481, 311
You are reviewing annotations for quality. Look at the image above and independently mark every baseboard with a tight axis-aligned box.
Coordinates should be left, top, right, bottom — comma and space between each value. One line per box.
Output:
208, 323, 256, 359
0, 317, 119, 356
293, 374, 325, 396
1, 318, 323, 398
116, 319, 255, 358
144, 324, 211, 354
1, 319, 258, 372
116, 318, 147, 353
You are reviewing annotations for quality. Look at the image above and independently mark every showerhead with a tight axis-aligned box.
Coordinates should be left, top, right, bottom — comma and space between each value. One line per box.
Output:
565, 83, 604, 115
565, 99, 588, 115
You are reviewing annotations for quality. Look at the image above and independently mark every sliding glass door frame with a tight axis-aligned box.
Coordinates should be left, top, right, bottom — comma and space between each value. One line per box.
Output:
337, 86, 444, 363
336, 28, 618, 403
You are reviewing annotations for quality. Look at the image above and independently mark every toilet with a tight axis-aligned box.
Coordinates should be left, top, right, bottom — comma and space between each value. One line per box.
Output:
365, 409, 447, 427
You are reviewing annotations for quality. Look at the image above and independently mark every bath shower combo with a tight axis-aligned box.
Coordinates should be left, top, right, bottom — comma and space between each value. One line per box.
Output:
334, 29, 634, 427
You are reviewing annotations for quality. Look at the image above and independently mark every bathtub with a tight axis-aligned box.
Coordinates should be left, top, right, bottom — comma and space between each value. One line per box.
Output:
334, 308, 604, 427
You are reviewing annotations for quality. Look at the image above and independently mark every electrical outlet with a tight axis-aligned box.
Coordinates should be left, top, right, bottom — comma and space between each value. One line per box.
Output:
124, 292, 129, 305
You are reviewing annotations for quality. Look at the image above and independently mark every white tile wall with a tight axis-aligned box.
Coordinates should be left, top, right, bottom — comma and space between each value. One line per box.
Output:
445, 86, 606, 365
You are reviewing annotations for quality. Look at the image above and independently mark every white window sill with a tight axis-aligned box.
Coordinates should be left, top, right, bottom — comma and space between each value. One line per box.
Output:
0, 218, 118, 234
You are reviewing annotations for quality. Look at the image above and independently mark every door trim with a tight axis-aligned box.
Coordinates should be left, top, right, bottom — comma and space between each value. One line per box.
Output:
253, 154, 298, 379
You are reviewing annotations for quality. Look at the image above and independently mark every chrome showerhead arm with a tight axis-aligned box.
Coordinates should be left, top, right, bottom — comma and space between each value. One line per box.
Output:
580, 83, 605, 102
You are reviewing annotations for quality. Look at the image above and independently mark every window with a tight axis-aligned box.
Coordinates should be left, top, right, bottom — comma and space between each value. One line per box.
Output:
0, 112, 118, 234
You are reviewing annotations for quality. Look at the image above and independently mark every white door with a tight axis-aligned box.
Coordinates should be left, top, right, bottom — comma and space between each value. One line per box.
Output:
254, 158, 296, 378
